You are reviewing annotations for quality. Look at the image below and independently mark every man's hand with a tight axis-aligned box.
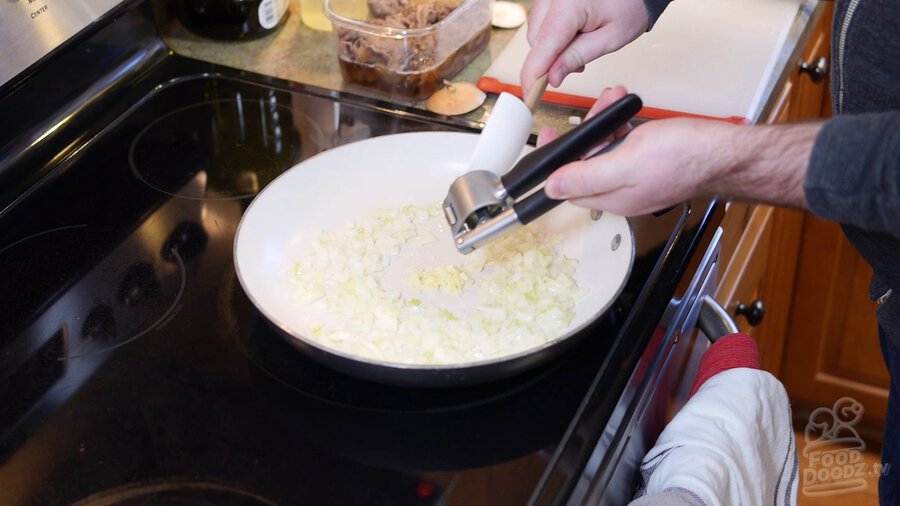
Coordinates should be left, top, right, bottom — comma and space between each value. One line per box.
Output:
538, 88, 821, 215
521, 0, 650, 97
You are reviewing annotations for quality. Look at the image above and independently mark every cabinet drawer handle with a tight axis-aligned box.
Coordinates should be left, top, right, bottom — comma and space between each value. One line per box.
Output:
799, 56, 828, 83
735, 299, 766, 326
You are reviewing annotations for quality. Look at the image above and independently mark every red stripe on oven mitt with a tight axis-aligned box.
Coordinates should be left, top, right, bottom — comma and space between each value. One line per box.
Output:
689, 333, 760, 398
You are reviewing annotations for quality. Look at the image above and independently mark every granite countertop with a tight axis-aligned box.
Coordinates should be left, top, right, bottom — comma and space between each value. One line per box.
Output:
157, 0, 555, 128
158, 0, 821, 132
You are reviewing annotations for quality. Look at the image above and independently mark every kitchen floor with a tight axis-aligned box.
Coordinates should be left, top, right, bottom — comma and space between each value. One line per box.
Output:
795, 431, 881, 505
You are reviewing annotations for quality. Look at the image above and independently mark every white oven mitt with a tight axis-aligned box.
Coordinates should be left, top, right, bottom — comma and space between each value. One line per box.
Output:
629, 333, 798, 505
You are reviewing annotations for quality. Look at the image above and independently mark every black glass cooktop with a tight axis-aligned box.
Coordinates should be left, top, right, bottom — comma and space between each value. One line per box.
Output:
0, 72, 658, 505
0, 2, 705, 503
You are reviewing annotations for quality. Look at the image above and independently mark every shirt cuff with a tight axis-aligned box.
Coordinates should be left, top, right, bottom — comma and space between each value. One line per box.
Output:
643, 0, 673, 30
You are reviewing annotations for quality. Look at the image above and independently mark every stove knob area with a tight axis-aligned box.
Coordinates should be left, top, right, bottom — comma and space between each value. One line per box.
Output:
82, 304, 116, 341
162, 221, 208, 262
117, 262, 160, 307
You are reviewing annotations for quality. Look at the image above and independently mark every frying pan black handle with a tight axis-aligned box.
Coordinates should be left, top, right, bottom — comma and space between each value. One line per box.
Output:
501, 93, 643, 200
514, 134, 629, 225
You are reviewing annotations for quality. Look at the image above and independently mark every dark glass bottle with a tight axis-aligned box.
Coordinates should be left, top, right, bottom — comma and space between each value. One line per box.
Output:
177, 0, 289, 41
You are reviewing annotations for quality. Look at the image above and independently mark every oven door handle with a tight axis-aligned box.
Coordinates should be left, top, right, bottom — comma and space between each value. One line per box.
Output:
697, 295, 739, 343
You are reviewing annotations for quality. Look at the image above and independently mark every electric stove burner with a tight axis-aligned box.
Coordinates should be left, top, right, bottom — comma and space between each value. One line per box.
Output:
129, 97, 321, 200
71, 479, 277, 505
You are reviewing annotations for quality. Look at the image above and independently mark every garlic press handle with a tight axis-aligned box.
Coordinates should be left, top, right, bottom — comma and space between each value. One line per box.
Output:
513, 135, 628, 225
500, 93, 643, 200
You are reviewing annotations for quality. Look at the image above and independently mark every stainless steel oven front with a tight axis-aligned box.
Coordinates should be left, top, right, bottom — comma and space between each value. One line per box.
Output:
567, 226, 736, 505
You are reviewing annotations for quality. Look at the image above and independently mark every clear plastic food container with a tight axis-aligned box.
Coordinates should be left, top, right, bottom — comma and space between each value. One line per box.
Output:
325, 0, 493, 99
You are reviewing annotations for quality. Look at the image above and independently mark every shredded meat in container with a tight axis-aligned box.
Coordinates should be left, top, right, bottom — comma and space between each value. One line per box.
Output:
334, 0, 491, 98
339, 0, 459, 73
366, 0, 459, 26
291, 203, 589, 365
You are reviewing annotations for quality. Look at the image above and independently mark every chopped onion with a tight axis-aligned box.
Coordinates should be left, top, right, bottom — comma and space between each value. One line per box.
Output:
291, 203, 588, 365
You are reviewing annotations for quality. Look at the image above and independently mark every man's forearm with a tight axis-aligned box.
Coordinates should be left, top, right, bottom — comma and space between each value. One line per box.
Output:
711, 121, 823, 210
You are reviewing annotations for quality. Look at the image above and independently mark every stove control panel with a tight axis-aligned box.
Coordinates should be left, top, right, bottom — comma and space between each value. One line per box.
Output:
0, 0, 123, 88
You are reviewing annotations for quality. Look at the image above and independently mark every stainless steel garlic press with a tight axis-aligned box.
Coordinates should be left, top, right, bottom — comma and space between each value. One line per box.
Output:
443, 93, 642, 254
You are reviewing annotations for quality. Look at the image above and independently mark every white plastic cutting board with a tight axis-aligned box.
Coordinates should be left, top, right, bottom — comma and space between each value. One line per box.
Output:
481, 0, 803, 121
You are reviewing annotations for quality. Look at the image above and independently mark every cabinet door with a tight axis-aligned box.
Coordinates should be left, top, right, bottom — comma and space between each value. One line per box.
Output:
791, 4, 833, 120
780, 215, 889, 438
715, 204, 803, 373
716, 205, 773, 337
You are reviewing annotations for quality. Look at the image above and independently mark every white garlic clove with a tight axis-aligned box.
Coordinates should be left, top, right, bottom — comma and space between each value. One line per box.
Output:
491, 1, 526, 29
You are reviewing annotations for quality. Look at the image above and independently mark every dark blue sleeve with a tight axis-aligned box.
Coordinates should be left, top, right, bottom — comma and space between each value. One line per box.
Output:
643, 0, 673, 30
805, 111, 900, 238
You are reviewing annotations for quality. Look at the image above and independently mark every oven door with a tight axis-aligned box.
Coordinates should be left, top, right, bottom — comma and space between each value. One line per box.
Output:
569, 226, 738, 505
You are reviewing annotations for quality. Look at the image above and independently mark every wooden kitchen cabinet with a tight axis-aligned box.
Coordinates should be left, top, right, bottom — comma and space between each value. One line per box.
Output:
715, 2, 889, 441
716, 204, 805, 373
780, 216, 888, 440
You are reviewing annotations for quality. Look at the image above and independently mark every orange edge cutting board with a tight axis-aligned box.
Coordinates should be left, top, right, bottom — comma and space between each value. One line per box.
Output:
477, 77, 750, 124
479, 0, 802, 124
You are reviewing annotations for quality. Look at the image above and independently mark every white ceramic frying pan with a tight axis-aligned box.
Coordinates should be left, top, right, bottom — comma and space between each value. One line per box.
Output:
233, 131, 633, 386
